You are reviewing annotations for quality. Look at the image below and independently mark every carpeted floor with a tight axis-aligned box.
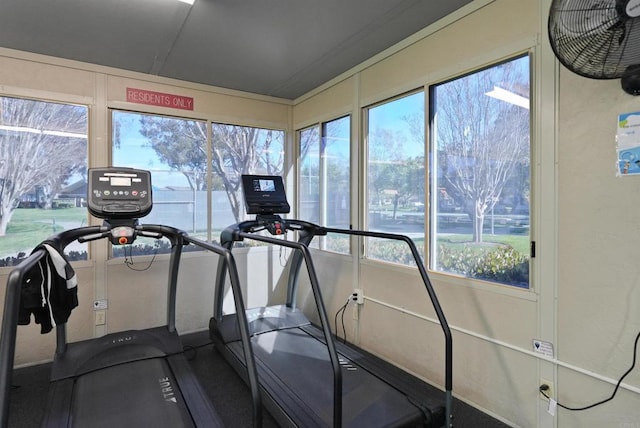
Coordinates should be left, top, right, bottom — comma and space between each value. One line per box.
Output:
8, 330, 510, 427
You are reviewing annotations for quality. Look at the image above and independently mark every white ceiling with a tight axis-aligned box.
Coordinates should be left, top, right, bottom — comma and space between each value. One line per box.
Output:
0, 0, 474, 99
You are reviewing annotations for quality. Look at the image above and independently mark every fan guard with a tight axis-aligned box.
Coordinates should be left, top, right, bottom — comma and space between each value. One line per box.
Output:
548, 0, 640, 94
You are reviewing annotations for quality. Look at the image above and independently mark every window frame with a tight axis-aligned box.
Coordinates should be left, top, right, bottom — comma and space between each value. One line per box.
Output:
427, 52, 533, 289
362, 89, 426, 265
109, 108, 287, 258
0, 94, 90, 266
296, 114, 351, 255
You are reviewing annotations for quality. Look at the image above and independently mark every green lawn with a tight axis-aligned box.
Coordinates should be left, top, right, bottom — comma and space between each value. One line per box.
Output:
0, 207, 87, 257
0, 207, 530, 265
435, 233, 530, 255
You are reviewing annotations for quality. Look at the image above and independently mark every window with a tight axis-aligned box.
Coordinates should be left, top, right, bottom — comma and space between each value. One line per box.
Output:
429, 55, 531, 288
298, 116, 350, 253
0, 96, 88, 266
299, 125, 320, 224
112, 113, 285, 252
211, 123, 285, 235
112, 110, 207, 246
365, 92, 425, 264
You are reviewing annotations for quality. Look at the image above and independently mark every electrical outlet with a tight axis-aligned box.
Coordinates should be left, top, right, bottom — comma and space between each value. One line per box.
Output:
95, 310, 106, 326
540, 378, 554, 400
353, 288, 364, 304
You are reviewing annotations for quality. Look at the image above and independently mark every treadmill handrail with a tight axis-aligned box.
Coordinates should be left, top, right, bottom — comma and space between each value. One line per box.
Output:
0, 249, 46, 428
0, 223, 263, 428
323, 226, 453, 428
220, 218, 453, 428
215, 226, 343, 428
52, 224, 187, 356
184, 235, 263, 428
217, 218, 328, 310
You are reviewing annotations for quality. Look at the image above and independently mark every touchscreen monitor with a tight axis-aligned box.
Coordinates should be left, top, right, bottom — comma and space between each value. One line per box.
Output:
241, 174, 290, 214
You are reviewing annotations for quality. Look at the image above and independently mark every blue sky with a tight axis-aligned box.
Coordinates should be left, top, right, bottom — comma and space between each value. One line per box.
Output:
112, 111, 191, 188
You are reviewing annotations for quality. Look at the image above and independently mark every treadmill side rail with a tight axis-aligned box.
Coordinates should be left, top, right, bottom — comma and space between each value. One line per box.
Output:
211, 211, 452, 428
1, 228, 262, 428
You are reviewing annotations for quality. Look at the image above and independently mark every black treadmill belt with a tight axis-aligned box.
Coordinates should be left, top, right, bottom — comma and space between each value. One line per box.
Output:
229, 328, 425, 427
71, 358, 194, 428
300, 325, 445, 424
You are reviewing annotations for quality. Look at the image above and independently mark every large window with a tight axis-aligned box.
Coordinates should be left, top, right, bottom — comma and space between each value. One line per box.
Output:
112, 111, 208, 239
365, 91, 425, 264
0, 96, 88, 266
298, 116, 350, 253
211, 123, 285, 234
112, 111, 285, 252
429, 55, 531, 288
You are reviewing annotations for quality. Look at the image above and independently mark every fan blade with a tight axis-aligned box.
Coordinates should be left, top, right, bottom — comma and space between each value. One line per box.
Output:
548, 0, 640, 79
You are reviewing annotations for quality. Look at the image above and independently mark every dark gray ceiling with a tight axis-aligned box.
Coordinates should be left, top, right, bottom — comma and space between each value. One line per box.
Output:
0, 0, 474, 100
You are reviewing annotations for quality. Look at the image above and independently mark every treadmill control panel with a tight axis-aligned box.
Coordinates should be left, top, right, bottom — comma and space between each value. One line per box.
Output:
88, 167, 152, 219
241, 174, 290, 215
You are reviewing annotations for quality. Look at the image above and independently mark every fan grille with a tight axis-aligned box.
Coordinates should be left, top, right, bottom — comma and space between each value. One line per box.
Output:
549, 0, 640, 79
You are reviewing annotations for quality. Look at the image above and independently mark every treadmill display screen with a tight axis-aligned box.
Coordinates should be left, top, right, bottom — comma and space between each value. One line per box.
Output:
242, 174, 290, 215
253, 179, 276, 192
111, 176, 132, 187
88, 167, 153, 219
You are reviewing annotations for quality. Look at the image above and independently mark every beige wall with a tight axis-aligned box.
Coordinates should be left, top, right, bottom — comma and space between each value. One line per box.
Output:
555, 69, 640, 427
2, 0, 640, 427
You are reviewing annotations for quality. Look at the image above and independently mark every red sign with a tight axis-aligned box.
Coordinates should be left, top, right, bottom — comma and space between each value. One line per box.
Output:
126, 87, 194, 111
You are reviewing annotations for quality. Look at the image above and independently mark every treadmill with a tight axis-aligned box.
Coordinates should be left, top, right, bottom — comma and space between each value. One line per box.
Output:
0, 167, 262, 428
210, 174, 453, 428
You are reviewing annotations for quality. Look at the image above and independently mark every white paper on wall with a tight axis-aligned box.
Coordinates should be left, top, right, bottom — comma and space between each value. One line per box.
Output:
616, 111, 640, 176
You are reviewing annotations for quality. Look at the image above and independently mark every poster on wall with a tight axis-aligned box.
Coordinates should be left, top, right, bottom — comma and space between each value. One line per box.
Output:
617, 111, 640, 176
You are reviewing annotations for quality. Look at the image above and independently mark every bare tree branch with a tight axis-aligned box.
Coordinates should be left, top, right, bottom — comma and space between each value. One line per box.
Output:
0, 97, 87, 235
434, 58, 529, 242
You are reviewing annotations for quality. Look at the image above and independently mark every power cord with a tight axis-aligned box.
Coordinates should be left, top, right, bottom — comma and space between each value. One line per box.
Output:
333, 292, 361, 344
123, 240, 159, 271
334, 296, 353, 344
278, 237, 288, 267
539, 330, 640, 411
183, 341, 214, 361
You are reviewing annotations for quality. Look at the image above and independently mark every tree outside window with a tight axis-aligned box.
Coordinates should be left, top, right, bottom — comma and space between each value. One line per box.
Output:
112, 111, 207, 250
0, 97, 88, 266
211, 123, 284, 233
365, 91, 425, 265
112, 111, 285, 254
429, 55, 531, 288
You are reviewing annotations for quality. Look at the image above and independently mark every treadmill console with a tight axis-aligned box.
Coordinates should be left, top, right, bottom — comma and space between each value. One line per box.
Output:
88, 167, 152, 219
241, 174, 290, 215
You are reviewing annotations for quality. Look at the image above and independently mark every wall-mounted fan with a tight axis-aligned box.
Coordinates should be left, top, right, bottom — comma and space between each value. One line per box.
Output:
548, 0, 640, 94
